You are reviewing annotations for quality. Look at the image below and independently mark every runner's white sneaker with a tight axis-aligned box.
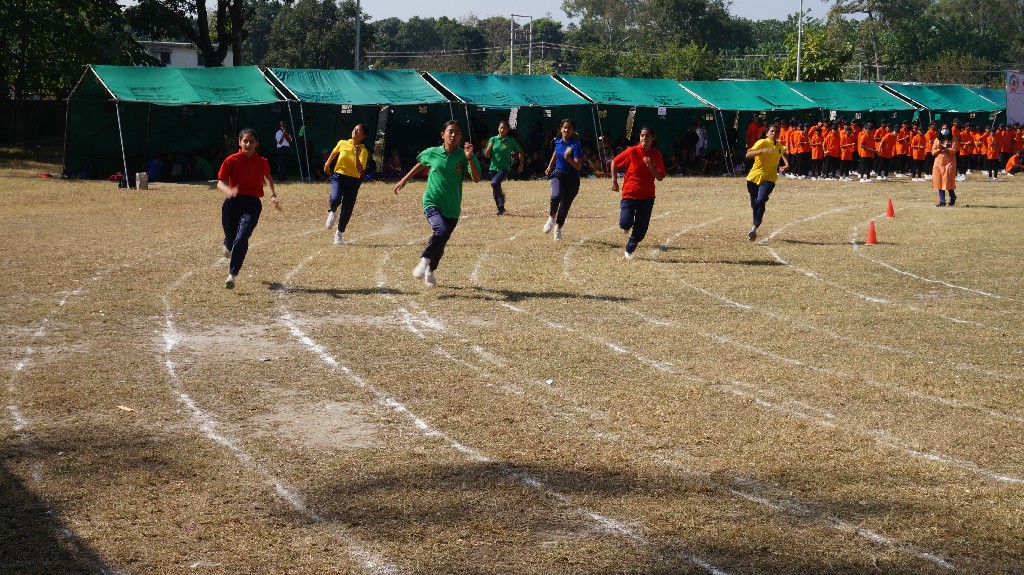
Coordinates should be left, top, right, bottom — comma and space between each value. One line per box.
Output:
225, 274, 236, 289
542, 216, 554, 233
412, 257, 429, 279
748, 226, 757, 242
325, 211, 336, 229
424, 269, 436, 287
553, 227, 562, 241
624, 250, 634, 260
334, 230, 343, 245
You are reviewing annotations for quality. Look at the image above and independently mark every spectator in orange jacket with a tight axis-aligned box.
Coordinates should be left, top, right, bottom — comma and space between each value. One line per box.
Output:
809, 121, 825, 179
877, 126, 896, 180
985, 126, 1001, 180
910, 125, 928, 181
1006, 149, 1023, 175
794, 123, 811, 177
997, 123, 1013, 170
894, 121, 912, 175
972, 126, 986, 176
823, 123, 840, 179
955, 122, 971, 179
839, 125, 856, 180
925, 122, 939, 173
857, 121, 876, 181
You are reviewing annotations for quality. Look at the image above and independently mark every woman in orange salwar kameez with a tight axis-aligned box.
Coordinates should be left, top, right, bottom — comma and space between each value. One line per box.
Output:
932, 124, 959, 207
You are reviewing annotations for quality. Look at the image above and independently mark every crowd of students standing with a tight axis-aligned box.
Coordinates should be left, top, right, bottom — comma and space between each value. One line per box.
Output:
744, 116, 1024, 183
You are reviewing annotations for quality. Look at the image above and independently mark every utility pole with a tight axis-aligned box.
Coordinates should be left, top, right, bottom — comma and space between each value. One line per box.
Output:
354, 0, 361, 70
796, 0, 803, 81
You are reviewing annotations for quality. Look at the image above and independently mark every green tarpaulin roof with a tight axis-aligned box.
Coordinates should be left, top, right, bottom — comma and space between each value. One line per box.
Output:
557, 74, 708, 108
427, 72, 588, 108
74, 65, 282, 105
967, 87, 1005, 108
680, 79, 816, 111
268, 68, 448, 105
785, 81, 916, 111
883, 83, 1002, 113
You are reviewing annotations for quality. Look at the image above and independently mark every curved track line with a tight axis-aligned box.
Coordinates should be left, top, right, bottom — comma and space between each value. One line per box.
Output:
396, 218, 957, 570
161, 269, 401, 575
850, 218, 1017, 302
277, 239, 643, 542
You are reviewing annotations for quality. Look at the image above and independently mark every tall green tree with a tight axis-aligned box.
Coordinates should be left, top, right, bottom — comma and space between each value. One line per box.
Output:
828, 0, 930, 80
241, 0, 282, 65
1, 0, 143, 98
125, 0, 244, 66
0, 0, 145, 143
648, 0, 734, 50
561, 0, 639, 46
661, 42, 722, 80
763, 23, 854, 81
263, 0, 370, 69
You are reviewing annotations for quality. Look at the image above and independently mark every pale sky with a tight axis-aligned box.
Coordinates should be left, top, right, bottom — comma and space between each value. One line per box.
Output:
363, 0, 828, 24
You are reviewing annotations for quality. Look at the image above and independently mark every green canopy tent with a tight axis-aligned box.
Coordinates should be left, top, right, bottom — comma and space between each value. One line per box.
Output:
965, 86, 1006, 125
785, 81, 918, 126
65, 65, 288, 181
679, 80, 819, 160
266, 68, 453, 179
881, 83, 1004, 125
424, 72, 596, 172
555, 74, 717, 172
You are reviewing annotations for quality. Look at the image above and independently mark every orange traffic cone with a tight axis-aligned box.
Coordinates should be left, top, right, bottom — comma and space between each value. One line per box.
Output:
885, 198, 895, 218
865, 220, 878, 245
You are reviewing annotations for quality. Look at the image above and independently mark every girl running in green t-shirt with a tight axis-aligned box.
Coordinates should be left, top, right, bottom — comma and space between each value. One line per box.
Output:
483, 119, 523, 215
394, 121, 482, 287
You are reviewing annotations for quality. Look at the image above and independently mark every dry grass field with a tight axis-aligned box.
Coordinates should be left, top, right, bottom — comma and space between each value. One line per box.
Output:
2, 159, 1023, 574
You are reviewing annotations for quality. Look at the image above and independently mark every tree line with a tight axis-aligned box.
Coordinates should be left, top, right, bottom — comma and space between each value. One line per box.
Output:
3, 0, 1022, 103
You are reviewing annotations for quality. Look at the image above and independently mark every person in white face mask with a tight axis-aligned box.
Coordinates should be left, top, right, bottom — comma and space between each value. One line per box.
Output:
931, 124, 959, 207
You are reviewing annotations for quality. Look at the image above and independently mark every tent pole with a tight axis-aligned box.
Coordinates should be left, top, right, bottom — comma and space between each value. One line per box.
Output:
298, 102, 310, 181
144, 104, 152, 169
62, 93, 71, 177
286, 101, 301, 182
714, 110, 733, 176
464, 104, 473, 146
115, 100, 130, 185
592, 104, 604, 172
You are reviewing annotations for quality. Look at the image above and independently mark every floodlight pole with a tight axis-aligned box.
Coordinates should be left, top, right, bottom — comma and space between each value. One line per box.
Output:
511, 14, 533, 74
795, 0, 803, 81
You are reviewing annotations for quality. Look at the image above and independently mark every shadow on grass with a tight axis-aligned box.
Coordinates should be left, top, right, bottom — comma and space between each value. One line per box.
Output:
435, 285, 636, 304
265, 282, 409, 298
654, 258, 785, 266
779, 238, 853, 246
0, 457, 111, 574
307, 461, 962, 574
